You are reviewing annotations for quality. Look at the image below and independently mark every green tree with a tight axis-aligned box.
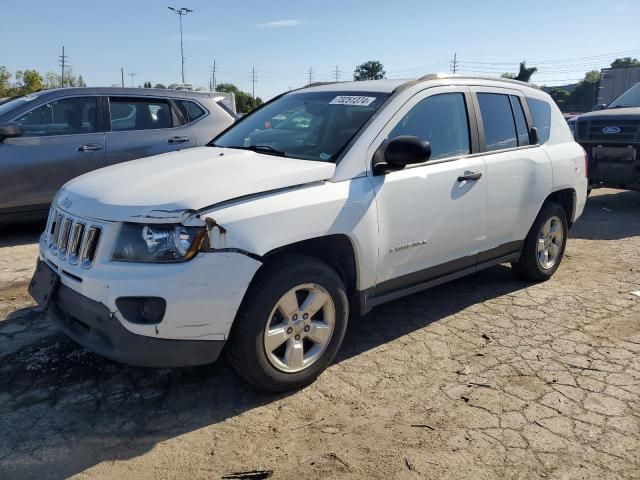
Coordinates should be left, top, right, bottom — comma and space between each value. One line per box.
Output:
143, 81, 152, 88
548, 88, 570, 108
500, 73, 516, 79
154, 83, 166, 89
611, 57, 640, 69
77, 75, 86, 87
215, 83, 263, 113
0, 66, 11, 97
353, 60, 385, 81
564, 70, 601, 112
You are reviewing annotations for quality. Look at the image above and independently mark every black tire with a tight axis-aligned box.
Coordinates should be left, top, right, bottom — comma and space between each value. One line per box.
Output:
511, 202, 568, 282
226, 254, 349, 392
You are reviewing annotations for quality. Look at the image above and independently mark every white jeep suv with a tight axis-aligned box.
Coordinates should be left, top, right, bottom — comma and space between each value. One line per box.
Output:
30, 75, 588, 392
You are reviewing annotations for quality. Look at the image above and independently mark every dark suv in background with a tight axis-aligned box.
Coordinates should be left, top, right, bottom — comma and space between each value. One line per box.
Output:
574, 82, 640, 192
0, 88, 236, 222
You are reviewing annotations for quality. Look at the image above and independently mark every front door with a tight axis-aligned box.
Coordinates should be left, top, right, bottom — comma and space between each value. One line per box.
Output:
0, 96, 105, 212
370, 87, 487, 295
105, 96, 195, 166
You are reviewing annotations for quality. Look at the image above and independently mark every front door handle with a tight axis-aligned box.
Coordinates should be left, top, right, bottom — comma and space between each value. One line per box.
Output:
457, 171, 482, 182
78, 144, 103, 152
168, 136, 189, 144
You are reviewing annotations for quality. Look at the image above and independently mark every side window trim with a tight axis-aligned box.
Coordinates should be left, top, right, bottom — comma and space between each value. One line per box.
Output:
10, 95, 104, 137
369, 87, 479, 173
471, 87, 540, 154
172, 98, 210, 126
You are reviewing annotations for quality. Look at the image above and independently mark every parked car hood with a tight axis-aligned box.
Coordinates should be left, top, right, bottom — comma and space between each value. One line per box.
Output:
578, 106, 640, 120
57, 147, 336, 222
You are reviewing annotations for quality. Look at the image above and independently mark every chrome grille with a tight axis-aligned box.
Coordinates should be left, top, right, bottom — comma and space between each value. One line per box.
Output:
45, 208, 102, 269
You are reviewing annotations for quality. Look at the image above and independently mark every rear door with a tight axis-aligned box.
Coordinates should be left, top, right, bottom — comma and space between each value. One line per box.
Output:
104, 96, 195, 166
0, 95, 105, 212
471, 87, 552, 257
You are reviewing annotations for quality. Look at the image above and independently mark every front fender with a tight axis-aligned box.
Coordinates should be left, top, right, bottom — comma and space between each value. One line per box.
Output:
200, 178, 379, 290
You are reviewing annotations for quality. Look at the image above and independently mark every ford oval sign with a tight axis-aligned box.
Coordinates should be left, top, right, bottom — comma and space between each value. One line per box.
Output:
602, 126, 621, 134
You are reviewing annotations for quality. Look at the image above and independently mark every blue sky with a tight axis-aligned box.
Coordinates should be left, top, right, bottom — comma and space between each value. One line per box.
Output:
2, 0, 640, 99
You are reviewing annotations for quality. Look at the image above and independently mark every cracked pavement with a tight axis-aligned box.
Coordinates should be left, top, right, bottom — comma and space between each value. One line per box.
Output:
1, 189, 639, 479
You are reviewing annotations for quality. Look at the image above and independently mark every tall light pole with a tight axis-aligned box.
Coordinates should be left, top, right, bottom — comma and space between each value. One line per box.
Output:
168, 6, 193, 84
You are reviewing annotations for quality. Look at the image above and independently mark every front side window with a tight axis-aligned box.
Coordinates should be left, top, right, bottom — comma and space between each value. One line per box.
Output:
109, 97, 174, 132
14, 97, 98, 137
175, 100, 206, 123
388, 92, 471, 161
477, 93, 518, 151
212, 91, 390, 162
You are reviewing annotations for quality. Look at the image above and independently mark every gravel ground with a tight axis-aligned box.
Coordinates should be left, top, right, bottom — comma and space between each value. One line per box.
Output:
1, 189, 639, 480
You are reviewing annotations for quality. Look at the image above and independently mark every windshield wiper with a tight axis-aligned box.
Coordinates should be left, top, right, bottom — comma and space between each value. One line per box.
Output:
247, 144, 287, 156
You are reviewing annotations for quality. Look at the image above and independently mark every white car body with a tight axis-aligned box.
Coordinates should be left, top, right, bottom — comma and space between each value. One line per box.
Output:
35, 75, 587, 369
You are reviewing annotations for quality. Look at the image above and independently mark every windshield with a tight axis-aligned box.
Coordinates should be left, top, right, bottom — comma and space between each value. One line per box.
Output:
607, 83, 640, 109
0, 93, 42, 118
212, 91, 390, 162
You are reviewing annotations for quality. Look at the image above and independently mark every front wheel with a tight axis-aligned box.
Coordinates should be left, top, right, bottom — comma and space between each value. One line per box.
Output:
511, 202, 568, 282
227, 255, 349, 392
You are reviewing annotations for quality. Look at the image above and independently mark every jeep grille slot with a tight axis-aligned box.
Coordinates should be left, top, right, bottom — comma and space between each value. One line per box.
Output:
44, 207, 102, 269
79, 227, 101, 268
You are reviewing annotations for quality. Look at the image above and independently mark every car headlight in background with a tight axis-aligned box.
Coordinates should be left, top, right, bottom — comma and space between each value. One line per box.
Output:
113, 223, 206, 263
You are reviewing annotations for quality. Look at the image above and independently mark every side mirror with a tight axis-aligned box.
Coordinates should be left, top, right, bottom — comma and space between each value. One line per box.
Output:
373, 135, 431, 174
529, 126, 539, 145
0, 122, 21, 142
592, 104, 607, 111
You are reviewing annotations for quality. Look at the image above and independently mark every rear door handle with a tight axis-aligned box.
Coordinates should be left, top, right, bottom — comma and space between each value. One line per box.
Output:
168, 136, 189, 144
78, 144, 103, 152
457, 171, 482, 182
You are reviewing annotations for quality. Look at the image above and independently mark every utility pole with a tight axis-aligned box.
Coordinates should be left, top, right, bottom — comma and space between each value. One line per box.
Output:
308, 66, 314, 85
210, 60, 216, 91
128, 72, 137, 88
334, 65, 341, 82
59, 46, 68, 88
121, 68, 124, 87
251, 66, 257, 98
450, 52, 458, 74
168, 7, 193, 84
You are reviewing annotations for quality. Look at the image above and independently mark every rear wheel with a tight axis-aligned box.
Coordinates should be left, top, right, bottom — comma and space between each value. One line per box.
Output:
227, 255, 348, 392
511, 202, 568, 282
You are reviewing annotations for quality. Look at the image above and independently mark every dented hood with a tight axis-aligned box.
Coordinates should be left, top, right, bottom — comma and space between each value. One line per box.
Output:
58, 147, 336, 222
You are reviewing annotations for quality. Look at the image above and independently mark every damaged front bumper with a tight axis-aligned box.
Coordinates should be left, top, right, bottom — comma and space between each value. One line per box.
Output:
47, 282, 226, 367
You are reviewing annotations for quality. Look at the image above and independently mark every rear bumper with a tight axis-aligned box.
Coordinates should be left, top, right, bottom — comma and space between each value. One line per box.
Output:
47, 282, 225, 367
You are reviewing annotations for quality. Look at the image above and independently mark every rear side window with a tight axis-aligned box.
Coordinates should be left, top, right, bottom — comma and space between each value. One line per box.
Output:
175, 100, 207, 124
510, 96, 530, 146
477, 93, 517, 151
389, 92, 471, 161
109, 97, 174, 132
526, 97, 552, 143
14, 97, 98, 137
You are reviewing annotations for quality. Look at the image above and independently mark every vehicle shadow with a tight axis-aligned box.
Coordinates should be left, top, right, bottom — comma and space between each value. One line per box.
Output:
0, 265, 524, 479
0, 220, 45, 247
570, 189, 640, 241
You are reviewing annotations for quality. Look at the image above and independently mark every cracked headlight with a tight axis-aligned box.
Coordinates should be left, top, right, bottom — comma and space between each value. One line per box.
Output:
112, 223, 206, 263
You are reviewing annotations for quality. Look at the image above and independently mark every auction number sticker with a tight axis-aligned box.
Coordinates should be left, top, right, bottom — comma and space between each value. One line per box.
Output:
329, 96, 377, 106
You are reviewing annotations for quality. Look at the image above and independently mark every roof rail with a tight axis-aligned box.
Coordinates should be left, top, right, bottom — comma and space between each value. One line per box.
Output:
394, 73, 541, 93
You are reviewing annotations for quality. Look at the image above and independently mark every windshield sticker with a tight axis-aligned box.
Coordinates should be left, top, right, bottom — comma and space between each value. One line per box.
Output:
329, 96, 377, 106
320, 153, 331, 161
